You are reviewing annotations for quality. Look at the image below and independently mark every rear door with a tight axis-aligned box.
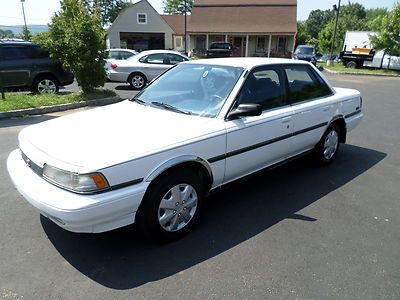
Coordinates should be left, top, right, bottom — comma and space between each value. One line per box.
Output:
139, 53, 171, 81
283, 64, 336, 156
0, 45, 33, 87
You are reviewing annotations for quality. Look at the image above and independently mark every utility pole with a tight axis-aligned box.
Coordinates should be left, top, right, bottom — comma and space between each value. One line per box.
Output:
21, 0, 28, 40
184, 0, 187, 55
328, 0, 341, 66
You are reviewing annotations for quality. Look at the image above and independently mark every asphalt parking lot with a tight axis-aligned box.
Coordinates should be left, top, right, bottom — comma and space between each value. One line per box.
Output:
63, 80, 139, 100
1, 73, 399, 299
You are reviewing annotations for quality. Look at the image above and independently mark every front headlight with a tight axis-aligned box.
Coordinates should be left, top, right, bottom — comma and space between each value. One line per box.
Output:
43, 164, 109, 193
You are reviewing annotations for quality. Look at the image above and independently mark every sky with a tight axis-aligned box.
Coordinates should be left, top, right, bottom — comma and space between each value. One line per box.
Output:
0, 0, 397, 26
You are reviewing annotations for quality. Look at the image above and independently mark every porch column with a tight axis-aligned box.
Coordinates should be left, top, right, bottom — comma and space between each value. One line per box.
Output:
267, 34, 272, 57
206, 34, 209, 49
225, 34, 228, 42
187, 34, 191, 56
245, 35, 249, 57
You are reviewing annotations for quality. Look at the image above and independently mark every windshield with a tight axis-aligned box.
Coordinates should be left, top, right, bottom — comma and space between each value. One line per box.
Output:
210, 43, 232, 50
295, 47, 314, 55
133, 63, 244, 118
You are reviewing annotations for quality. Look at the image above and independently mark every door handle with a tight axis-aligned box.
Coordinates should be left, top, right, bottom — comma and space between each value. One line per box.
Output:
281, 117, 292, 124
323, 105, 332, 111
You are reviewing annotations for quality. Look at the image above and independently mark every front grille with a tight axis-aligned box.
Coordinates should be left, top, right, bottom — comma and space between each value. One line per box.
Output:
21, 151, 43, 177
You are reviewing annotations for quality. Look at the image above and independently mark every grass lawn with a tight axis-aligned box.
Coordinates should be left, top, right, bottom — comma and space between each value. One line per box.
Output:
317, 62, 400, 76
0, 90, 117, 112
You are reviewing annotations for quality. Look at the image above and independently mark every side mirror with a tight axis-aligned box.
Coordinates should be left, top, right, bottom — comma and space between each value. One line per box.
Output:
227, 104, 262, 120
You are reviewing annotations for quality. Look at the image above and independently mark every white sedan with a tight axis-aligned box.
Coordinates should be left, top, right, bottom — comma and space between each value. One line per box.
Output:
7, 58, 363, 242
107, 49, 190, 90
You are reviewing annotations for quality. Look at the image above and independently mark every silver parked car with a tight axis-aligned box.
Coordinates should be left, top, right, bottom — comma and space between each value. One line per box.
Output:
107, 50, 190, 90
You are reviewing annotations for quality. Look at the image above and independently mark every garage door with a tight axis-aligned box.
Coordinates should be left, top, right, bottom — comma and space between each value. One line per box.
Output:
120, 32, 165, 51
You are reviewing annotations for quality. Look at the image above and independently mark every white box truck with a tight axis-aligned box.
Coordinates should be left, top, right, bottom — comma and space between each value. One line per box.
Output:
340, 31, 400, 70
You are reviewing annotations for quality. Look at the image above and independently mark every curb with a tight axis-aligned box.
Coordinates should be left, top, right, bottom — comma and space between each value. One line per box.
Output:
322, 67, 400, 78
0, 96, 122, 120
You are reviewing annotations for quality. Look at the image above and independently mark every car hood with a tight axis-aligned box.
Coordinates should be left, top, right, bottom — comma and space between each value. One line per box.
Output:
19, 100, 225, 172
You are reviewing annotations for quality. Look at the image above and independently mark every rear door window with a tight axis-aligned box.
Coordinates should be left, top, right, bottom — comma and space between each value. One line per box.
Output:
166, 54, 187, 65
284, 65, 332, 103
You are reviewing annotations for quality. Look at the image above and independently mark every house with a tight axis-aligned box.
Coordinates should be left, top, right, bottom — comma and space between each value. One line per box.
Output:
188, 0, 297, 57
106, 0, 177, 51
107, 0, 297, 57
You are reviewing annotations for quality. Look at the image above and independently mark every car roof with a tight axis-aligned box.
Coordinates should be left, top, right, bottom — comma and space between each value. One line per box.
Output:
0, 39, 34, 45
107, 48, 137, 53
138, 49, 185, 55
184, 57, 310, 69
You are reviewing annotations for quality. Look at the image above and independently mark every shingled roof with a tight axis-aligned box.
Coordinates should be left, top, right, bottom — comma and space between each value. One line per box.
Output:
161, 15, 190, 36
188, 0, 297, 34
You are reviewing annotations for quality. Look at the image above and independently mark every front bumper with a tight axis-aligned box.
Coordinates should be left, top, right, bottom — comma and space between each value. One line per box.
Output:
7, 149, 149, 233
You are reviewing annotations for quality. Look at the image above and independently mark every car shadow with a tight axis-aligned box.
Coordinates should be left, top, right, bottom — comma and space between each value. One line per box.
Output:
0, 114, 58, 129
114, 85, 136, 91
41, 144, 386, 290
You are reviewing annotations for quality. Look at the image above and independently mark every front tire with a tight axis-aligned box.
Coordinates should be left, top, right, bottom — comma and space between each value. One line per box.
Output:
128, 73, 147, 90
32, 76, 59, 94
137, 169, 204, 243
315, 124, 341, 165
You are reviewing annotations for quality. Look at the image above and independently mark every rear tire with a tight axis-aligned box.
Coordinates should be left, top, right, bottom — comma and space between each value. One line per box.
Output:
137, 169, 204, 243
315, 124, 341, 165
346, 61, 357, 69
32, 76, 59, 94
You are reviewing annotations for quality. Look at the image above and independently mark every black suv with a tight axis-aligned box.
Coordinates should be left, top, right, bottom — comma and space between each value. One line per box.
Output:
0, 40, 74, 93
206, 42, 234, 58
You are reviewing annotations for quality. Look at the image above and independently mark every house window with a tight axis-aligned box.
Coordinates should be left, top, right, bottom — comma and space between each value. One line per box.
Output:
175, 36, 182, 48
137, 13, 147, 24
278, 37, 287, 51
256, 36, 267, 52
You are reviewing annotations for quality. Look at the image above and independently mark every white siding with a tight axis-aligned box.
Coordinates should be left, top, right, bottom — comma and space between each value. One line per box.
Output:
107, 0, 174, 49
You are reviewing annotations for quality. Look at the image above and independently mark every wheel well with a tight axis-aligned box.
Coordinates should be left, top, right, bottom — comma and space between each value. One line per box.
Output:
148, 162, 213, 194
33, 73, 59, 86
128, 72, 147, 83
136, 161, 213, 219
330, 117, 347, 143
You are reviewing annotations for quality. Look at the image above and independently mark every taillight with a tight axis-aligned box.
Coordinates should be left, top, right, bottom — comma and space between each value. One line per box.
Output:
111, 63, 118, 69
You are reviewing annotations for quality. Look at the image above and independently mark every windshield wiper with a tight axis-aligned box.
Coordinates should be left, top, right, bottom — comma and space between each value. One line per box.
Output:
130, 98, 146, 105
151, 101, 191, 115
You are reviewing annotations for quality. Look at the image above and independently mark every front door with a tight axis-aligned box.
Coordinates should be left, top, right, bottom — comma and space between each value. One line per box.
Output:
224, 66, 293, 183
232, 37, 245, 57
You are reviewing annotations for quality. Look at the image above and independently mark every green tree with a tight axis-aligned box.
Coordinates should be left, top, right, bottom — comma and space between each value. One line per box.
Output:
370, 3, 400, 59
318, 2, 369, 53
39, 0, 107, 93
305, 9, 334, 40
19, 26, 32, 40
365, 7, 388, 28
0, 29, 15, 39
296, 21, 309, 46
163, 0, 194, 15
83, 0, 132, 25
